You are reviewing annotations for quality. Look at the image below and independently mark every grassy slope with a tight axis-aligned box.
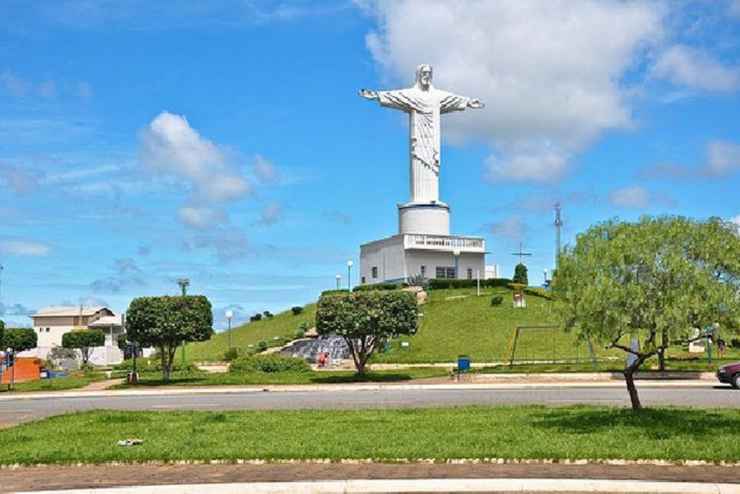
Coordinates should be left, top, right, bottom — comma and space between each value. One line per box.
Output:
1, 406, 738, 464
373, 287, 606, 364
185, 305, 317, 362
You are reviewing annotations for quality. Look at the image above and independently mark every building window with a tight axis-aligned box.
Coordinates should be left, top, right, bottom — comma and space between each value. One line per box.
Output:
435, 267, 457, 279
371, 266, 378, 279
46, 328, 51, 332
361, 276, 366, 284
420, 265, 426, 277
467, 268, 473, 280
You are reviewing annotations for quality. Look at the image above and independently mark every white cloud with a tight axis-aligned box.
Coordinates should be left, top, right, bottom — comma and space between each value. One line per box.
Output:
361, 0, 664, 183
257, 202, 282, 226
178, 206, 226, 230
0, 240, 50, 256
488, 216, 527, 242
253, 154, 281, 185
139, 111, 250, 202
652, 44, 740, 92
705, 140, 740, 176
732, 215, 740, 227
609, 186, 650, 209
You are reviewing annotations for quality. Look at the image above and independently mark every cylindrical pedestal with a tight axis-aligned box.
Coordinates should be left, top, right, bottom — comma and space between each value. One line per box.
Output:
398, 202, 450, 235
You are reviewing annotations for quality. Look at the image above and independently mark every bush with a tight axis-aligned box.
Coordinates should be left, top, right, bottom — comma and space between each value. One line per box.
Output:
230, 354, 310, 374
321, 289, 349, 297
250, 313, 263, 322
256, 340, 268, 352
291, 306, 304, 315
113, 357, 198, 373
263, 310, 274, 319
353, 283, 399, 292
407, 274, 429, 289
428, 278, 512, 290
223, 348, 239, 361
294, 328, 306, 339
513, 263, 529, 285
731, 338, 740, 348
490, 295, 503, 306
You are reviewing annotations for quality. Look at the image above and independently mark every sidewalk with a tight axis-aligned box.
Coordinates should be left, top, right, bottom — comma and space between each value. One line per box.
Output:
3, 462, 739, 493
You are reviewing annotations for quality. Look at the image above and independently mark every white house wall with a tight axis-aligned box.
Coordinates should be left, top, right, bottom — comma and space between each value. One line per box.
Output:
360, 236, 407, 284
405, 251, 485, 280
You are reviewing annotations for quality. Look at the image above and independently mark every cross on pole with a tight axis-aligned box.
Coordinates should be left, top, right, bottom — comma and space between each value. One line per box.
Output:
511, 242, 532, 265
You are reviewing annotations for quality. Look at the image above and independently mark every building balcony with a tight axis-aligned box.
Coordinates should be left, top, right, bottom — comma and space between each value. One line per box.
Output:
403, 233, 485, 253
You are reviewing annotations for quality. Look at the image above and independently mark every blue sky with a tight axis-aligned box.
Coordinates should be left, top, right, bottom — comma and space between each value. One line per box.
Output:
1, 0, 739, 329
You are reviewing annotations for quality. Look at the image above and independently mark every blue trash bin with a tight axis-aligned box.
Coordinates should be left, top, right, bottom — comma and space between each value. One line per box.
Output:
457, 355, 471, 373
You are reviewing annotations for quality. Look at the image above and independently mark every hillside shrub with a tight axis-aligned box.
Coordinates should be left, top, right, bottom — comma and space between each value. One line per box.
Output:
263, 311, 274, 319
294, 328, 306, 339
291, 306, 304, 315
490, 295, 503, 306
353, 283, 399, 292
321, 289, 349, 297
428, 278, 512, 290
113, 357, 198, 373
250, 313, 263, 322
223, 348, 239, 361
230, 354, 310, 374
256, 340, 268, 352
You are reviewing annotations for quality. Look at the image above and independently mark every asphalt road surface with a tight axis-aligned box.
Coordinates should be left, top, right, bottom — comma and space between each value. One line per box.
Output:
0, 384, 737, 427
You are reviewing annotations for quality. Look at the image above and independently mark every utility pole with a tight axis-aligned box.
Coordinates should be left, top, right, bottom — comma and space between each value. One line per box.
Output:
554, 202, 563, 270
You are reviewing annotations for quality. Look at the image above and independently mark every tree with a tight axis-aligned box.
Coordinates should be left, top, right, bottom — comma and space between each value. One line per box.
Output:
0, 320, 5, 349
3, 328, 37, 353
513, 263, 529, 285
62, 329, 105, 366
553, 216, 740, 410
125, 295, 213, 381
316, 290, 418, 374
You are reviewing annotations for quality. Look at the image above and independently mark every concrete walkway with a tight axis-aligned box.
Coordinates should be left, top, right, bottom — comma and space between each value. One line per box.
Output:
3, 463, 739, 493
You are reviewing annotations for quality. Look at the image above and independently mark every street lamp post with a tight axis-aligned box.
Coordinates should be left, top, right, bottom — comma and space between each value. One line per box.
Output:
225, 310, 234, 351
347, 260, 353, 291
453, 249, 461, 279
335, 274, 341, 290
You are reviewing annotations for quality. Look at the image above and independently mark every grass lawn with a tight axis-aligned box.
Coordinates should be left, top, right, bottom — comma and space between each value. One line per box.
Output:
372, 287, 615, 364
1, 406, 738, 465
114, 367, 449, 387
0, 372, 106, 393
185, 304, 317, 362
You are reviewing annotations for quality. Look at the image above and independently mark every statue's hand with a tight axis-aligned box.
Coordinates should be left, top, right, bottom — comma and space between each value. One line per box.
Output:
359, 89, 379, 100
468, 99, 485, 109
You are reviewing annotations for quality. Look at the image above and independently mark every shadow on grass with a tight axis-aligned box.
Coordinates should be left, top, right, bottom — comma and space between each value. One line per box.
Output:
530, 406, 739, 440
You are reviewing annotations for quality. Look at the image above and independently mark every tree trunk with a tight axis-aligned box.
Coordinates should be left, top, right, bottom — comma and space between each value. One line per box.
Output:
657, 347, 665, 372
160, 346, 169, 383
624, 366, 642, 410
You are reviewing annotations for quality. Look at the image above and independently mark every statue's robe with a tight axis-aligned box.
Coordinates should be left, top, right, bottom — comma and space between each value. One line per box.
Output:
377, 86, 470, 203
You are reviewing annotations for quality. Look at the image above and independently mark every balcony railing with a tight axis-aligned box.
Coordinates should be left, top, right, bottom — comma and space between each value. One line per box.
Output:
404, 234, 485, 252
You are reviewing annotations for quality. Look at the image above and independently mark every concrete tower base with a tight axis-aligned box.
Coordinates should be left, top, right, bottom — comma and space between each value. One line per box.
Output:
398, 201, 450, 236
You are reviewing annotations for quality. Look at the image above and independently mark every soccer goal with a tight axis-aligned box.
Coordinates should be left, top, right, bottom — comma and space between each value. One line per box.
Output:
507, 325, 597, 367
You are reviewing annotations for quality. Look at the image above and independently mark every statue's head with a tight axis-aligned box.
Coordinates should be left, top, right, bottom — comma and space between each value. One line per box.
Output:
415, 64, 433, 90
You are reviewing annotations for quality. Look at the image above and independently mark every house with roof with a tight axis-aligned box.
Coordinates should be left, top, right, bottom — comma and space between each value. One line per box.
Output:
29, 306, 125, 366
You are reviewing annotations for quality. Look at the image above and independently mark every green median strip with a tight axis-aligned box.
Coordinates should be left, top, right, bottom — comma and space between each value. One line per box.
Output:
0, 406, 738, 465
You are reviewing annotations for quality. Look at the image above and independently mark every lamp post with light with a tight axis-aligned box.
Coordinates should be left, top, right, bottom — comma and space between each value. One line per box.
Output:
225, 310, 234, 351
347, 260, 353, 291
335, 274, 341, 290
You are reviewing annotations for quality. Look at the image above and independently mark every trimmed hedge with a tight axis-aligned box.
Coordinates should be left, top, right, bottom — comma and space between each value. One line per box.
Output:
320, 289, 350, 297
230, 354, 311, 374
428, 278, 512, 290
353, 283, 401, 292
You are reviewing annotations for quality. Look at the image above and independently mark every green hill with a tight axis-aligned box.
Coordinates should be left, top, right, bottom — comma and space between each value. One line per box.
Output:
186, 305, 316, 362
372, 286, 598, 364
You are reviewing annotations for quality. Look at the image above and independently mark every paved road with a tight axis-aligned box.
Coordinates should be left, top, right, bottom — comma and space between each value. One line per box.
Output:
0, 384, 737, 427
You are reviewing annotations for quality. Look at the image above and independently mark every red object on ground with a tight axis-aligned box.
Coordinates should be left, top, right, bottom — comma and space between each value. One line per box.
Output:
1, 357, 42, 384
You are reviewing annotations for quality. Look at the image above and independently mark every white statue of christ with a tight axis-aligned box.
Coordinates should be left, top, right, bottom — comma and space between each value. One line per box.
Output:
360, 64, 484, 203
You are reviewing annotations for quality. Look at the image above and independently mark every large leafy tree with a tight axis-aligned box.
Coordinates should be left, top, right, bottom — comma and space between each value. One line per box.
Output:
0, 320, 5, 349
554, 216, 740, 410
316, 290, 418, 374
62, 329, 105, 366
3, 328, 37, 353
126, 295, 213, 381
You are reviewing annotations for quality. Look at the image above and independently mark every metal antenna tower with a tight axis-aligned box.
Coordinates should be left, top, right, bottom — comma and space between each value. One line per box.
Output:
554, 202, 563, 269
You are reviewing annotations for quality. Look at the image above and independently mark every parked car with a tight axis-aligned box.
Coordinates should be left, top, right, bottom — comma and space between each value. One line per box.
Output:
716, 362, 740, 389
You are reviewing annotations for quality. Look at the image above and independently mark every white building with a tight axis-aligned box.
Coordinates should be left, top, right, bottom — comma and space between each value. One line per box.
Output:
28, 306, 125, 366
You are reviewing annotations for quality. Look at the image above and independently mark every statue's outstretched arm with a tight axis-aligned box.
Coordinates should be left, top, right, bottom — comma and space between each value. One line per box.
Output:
467, 99, 485, 109
359, 89, 379, 100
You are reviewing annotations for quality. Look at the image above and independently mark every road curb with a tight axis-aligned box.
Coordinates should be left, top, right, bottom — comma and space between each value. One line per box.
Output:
0, 380, 721, 401
20, 478, 740, 494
